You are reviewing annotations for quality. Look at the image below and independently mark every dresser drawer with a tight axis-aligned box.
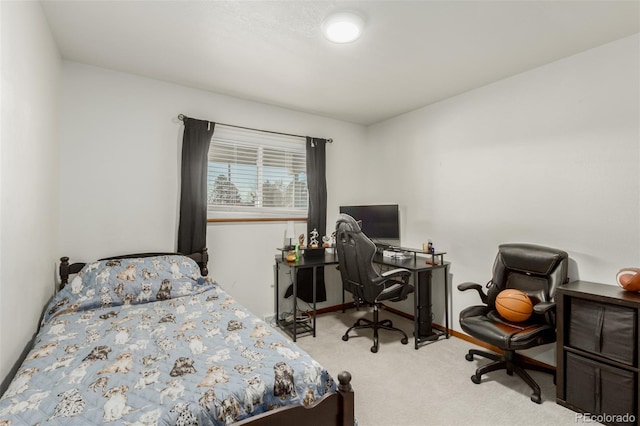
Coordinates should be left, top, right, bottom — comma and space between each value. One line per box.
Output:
566, 352, 636, 424
569, 298, 637, 366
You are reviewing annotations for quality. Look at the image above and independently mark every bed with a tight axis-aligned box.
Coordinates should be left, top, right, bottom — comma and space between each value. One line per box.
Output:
0, 250, 354, 425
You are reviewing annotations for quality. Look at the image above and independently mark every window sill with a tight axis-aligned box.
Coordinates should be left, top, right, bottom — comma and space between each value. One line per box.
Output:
207, 217, 307, 224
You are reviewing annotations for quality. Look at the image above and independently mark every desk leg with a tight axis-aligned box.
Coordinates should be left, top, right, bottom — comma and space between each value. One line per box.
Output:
413, 271, 420, 350
292, 265, 297, 342
275, 262, 280, 327
444, 264, 450, 338
312, 265, 317, 337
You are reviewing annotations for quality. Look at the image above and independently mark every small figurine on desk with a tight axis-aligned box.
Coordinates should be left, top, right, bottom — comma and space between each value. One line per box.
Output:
298, 233, 305, 249
309, 228, 319, 248
324, 231, 337, 253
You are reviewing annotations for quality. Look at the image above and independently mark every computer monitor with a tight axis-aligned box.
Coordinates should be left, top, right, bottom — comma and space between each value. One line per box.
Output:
339, 204, 400, 246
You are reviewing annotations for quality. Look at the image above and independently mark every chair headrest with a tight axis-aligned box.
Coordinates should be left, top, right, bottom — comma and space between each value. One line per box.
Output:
498, 243, 568, 276
336, 214, 362, 233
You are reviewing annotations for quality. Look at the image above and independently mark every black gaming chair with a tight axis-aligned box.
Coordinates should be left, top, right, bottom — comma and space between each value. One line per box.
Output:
458, 243, 569, 403
335, 214, 414, 353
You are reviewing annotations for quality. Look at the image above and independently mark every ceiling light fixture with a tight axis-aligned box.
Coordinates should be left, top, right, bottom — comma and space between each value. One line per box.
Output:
322, 11, 364, 43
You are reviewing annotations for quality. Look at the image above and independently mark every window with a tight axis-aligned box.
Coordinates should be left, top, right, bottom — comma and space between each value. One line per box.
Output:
207, 125, 308, 219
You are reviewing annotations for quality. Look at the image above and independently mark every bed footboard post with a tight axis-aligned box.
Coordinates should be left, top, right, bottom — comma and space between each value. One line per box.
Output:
337, 371, 354, 426
60, 256, 70, 288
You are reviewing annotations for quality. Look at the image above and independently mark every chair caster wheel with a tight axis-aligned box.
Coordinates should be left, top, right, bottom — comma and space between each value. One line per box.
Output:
507, 370, 513, 376
471, 374, 481, 384
401, 337, 408, 344
531, 394, 542, 404
342, 335, 349, 342
465, 353, 474, 361
370, 346, 378, 353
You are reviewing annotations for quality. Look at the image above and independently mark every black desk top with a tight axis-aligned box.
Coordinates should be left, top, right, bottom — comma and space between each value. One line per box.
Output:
275, 252, 339, 267
373, 253, 449, 272
275, 251, 448, 272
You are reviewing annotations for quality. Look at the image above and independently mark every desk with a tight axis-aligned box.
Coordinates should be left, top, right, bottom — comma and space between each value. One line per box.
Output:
274, 251, 449, 348
274, 253, 339, 342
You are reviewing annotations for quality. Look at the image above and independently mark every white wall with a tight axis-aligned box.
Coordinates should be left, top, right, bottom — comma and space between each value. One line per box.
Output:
0, 1, 61, 383
365, 34, 640, 364
58, 62, 367, 318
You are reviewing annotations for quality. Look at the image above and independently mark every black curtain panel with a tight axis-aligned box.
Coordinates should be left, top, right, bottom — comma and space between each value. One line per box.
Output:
177, 117, 215, 254
306, 137, 328, 239
291, 137, 328, 303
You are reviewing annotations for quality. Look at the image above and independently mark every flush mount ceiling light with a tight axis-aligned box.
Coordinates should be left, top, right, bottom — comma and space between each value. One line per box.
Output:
322, 11, 364, 43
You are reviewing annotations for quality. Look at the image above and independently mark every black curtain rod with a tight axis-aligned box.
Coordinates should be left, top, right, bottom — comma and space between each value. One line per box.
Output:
177, 114, 333, 143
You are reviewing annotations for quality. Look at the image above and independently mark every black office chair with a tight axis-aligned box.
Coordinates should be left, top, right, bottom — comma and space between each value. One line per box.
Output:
335, 214, 414, 353
458, 243, 568, 403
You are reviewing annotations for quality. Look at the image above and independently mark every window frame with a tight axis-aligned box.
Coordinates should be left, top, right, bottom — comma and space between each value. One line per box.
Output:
206, 125, 309, 222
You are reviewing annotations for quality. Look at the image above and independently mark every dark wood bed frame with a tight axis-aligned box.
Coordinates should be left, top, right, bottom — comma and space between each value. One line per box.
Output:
58, 248, 355, 426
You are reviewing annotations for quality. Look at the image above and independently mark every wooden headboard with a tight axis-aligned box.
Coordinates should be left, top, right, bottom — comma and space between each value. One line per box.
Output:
59, 248, 209, 289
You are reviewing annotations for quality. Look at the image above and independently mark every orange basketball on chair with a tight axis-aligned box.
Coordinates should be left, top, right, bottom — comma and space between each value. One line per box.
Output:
495, 289, 533, 322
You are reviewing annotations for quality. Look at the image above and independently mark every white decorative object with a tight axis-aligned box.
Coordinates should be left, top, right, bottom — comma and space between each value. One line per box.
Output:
309, 229, 319, 248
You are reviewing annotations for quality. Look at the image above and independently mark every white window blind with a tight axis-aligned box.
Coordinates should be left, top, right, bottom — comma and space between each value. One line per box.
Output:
207, 125, 308, 219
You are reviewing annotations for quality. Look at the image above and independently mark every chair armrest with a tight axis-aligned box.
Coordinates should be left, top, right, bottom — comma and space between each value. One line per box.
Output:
374, 268, 411, 285
457, 282, 488, 304
533, 301, 556, 326
380, 268, 411, 279
375, 268, 413, 300
533, 301, 555, 315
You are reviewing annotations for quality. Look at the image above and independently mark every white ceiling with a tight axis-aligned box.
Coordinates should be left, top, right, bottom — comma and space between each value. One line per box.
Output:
41, 0, 640, 125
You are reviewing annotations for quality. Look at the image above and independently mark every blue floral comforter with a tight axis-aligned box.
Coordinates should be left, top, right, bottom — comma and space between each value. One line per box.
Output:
0, 255, 335, 425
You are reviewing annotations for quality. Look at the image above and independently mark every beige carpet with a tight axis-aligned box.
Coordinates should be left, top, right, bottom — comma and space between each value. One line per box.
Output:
293, 309, 583, 426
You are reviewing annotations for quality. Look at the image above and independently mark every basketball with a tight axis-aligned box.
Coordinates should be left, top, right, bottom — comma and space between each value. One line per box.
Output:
495, 289, 533, 322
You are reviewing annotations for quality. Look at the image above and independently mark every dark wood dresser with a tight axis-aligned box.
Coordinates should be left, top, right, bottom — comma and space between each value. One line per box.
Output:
556, 280, 639, 425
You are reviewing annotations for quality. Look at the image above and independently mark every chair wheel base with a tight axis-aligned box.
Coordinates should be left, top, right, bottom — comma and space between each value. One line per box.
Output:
465, 353, 474, 361
342, 335, 349, 342
471, 374, 481, 384
370, 346, 378, 353
531, 394, 542, 404
401, 337, 408, 344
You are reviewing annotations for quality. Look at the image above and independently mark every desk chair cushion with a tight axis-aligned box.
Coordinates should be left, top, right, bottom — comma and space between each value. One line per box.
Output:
460, 307, 555, 350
